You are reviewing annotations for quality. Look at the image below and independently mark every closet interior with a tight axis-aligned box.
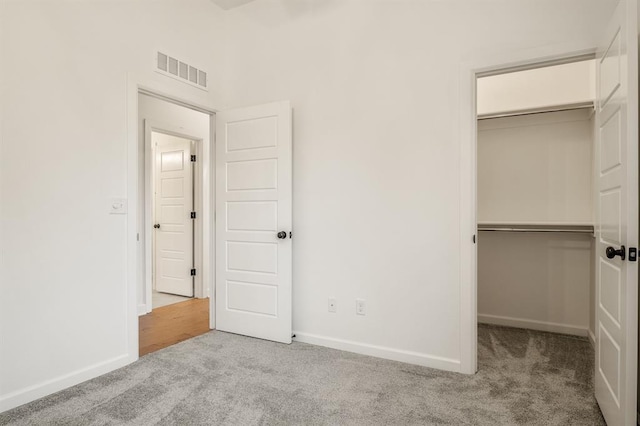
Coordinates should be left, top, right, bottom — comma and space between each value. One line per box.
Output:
476, 59, 597, 343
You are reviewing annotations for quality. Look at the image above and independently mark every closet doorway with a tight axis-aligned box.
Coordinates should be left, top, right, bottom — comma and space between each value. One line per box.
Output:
464, 6, 638, 423
476, 58, 597, 340
475, 59, 600, 406
473, 42, 639, 422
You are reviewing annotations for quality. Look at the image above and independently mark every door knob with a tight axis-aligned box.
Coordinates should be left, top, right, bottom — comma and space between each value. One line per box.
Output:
277, 231, 287, 239
154, 224, 160, 229
606, 245, 625, 260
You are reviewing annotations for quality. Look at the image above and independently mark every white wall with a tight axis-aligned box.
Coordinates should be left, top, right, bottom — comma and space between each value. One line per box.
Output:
477, 60, 596, 117
220, 0, 613, 369
478, 231, 592, 335
478, 109, 594, 224
0, 0, 225, 411
137, 94, 210, 313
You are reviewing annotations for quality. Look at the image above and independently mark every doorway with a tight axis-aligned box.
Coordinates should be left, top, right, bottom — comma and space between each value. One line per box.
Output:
464, 5, 640, 418
131, 88, 294, 357
475, 59, 597, 341
472, 58, 604, 419
138, 93, 213, 356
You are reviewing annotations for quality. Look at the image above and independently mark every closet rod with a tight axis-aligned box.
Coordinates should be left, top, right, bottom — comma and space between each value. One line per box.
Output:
478, 228, 593, 234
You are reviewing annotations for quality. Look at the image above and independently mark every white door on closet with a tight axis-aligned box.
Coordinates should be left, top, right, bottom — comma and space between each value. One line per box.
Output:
215, 101, 292, 344
594, 1, 638, 425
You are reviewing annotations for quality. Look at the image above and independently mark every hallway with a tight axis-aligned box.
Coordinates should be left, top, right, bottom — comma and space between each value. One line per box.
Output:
139, 298, 209, 356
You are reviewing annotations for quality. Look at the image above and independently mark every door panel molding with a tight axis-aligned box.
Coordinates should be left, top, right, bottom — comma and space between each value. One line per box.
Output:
594, 2, 638, 424
215, 101, 292, 344
153, 134, 194, 297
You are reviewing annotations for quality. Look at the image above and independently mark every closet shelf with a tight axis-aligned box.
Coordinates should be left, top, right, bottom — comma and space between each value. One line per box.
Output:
477, 223, 594, 234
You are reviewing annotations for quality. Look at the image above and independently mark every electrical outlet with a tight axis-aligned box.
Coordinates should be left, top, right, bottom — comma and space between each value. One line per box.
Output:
328, 298, 337, 313
356, 299, 366, 315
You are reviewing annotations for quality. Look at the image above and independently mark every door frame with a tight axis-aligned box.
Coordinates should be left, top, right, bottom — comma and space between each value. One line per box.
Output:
126, 73, 220, 361
144, 121, 205, 307
458, 45, 601, 375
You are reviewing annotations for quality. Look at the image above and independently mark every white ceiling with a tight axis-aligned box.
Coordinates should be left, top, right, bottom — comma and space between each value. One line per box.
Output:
210, 0, 257, 10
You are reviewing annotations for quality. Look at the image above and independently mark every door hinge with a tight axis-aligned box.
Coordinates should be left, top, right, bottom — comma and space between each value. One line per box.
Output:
629, 247, 637, 262
191, 154, 196, 162
191, 268, 196, 276
472, 234, 476, 244
190, 211, 196, 219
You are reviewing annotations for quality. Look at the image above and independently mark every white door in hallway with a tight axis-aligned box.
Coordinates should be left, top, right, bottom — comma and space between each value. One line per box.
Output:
215, 101, 292, 344
154, 133, 194, 297
594, 1, 638, 424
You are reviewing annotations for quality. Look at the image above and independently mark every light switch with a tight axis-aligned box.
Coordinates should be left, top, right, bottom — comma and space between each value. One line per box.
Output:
109, 198, 127, 215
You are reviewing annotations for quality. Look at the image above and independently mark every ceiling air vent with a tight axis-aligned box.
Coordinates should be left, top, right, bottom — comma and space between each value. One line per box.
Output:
156, 52, 208, 91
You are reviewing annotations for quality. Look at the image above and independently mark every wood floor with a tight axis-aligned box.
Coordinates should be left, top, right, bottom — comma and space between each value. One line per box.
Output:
139, 297, 210, 356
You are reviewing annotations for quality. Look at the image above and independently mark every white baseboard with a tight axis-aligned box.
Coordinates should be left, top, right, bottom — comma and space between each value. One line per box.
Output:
478, 314, 589, 337
137, 304, 148, 316
0, 353, 135, 414
588, 329, 596, 348
293, 332, 461, 373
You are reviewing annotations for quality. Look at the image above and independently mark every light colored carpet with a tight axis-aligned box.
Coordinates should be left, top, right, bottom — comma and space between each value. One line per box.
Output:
0, 325, 603, 425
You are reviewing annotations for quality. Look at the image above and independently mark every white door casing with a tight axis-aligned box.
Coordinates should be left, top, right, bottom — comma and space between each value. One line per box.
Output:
215, 101, 292, 344
594, 1, 638, 425
153, 134, 194, 297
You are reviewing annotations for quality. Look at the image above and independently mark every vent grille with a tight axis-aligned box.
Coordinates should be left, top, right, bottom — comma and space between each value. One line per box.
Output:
156, 52, 208, 90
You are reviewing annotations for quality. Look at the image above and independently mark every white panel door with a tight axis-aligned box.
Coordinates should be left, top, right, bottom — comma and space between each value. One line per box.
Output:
154, 135, 194, 297
216, 101, 292, 344
594, 1, 638, 425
